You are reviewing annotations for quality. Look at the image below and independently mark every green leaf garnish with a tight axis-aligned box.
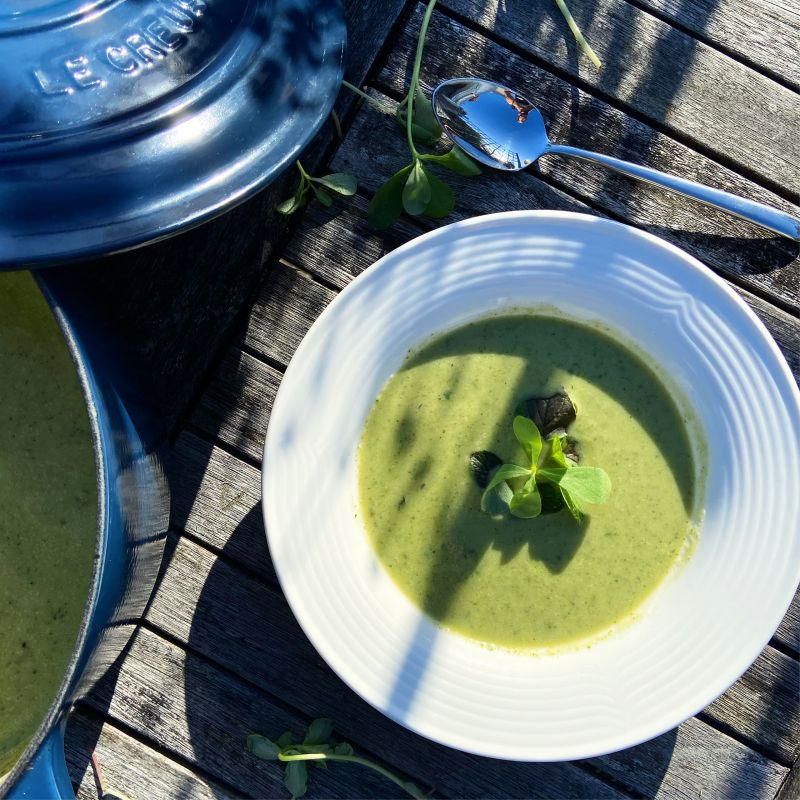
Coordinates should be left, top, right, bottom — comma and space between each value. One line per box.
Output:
311, 173, 357, 196
473, 392, 610, 522
368, 165, 412, 229
284, 761, 308, 799
509, 474, 542, 518
247, 734, 280, 761
427, 145, 482, 176
422, 169, 455, 218
513, 415, 542, 467
303, 718, 334, 745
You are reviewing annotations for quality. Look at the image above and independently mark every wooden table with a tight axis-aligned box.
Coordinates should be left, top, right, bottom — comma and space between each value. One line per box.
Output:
62, 0, 799, 797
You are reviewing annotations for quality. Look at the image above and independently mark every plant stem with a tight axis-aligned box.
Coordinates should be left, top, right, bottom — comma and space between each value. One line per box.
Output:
405, 0, 438, 159
554, 0, 602, 70
279, 751, 424, 799
295, 160, 310, 181
341, 80, 391, 112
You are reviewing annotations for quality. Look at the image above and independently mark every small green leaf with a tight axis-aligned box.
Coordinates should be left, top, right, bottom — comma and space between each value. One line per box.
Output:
481, 476, 513, 515
513, 415, 543, 467
277, 731, 294, 749
304, 718, 334, 745
537, 466, 567, 485
411, 86, 442, 140
402, 161, 431, 215
247, 734, 280, 761
276, 190, 307, 215
509, 475, 542, 518
545, 432, 569, 469
422, 170, 454, 218
395, 102, 441, 145
368, 165, 412, 230
560, 486, 584, 522
311, 184, 333, 207
558, 466, 612, 508
484, 463, 531, 494
333, 742, 354, 756
312, 173, 357, 195
430, 145, 481, 176
284, 761, 308, 799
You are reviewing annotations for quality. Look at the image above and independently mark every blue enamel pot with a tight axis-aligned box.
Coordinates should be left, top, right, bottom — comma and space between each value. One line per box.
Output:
0, 271, 169, 798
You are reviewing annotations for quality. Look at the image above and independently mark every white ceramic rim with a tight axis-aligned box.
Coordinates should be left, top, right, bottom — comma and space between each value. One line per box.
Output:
263, 211, 800, 761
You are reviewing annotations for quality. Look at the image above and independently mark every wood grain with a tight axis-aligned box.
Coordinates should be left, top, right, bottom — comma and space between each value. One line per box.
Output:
141, 532, 790, 798
371, 20, 800, 307
65, 711, 233, 800
435, 0, 800, 193
629, 0, 800, 90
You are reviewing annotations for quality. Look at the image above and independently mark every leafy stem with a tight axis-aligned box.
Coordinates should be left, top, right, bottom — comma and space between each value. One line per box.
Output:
341, 80, 392, 113
247, 720, 426, 800
405, 0, 438, 158
276, 161, 358, 216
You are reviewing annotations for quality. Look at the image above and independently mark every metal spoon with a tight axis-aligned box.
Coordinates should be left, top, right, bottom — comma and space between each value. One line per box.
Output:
432, 77, 800, 241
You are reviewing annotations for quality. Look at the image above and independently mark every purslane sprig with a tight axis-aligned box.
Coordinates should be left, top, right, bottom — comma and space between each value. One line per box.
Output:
277, 161, 357, 215
248, 719, 425, 800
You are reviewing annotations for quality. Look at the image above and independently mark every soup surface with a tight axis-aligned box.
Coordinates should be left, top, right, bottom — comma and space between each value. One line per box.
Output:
358, 314, 699, 649
0, 273, 96, 775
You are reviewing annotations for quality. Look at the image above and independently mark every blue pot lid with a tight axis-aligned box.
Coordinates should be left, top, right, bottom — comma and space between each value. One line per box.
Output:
0, 0, 346, 268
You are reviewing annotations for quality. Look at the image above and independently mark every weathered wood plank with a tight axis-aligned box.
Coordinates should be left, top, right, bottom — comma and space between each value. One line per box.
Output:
435, 0, 800, 193
149, 540, 797, 794
702, 646, 800, 764
629, 0, 800, 90
284, 194, 800, 376
775, 590, 800, 656
369, 21, 799, 307
65, 710, 233, 800
82, 625, 403, 799
171, 430, 274, 582
775, 755, 800, 800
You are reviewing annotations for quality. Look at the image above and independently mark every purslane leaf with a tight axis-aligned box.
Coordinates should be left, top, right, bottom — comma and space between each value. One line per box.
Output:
431, 145, 482, 176
484, 463, 531, 494
304, 718, 334, 745
395, 105, 441, 145
509, 474, 542, 518
313, 173, 357, 195
247, 734, 280, 761
411, 86, 443, 140
481, 476, 513, 515
284, 761, 309, 799
277, 731, 294, 748
333, 742, 354, 756
558, 466, 612, 508
422, 170, 454, 218
402, 161, 431, 215
545, 432, 569, 469
513, 415, 542, 467
561, 486, 583, 521
368, 165, 412, 229
276, 191, 306, 215
310, 184, 333, 207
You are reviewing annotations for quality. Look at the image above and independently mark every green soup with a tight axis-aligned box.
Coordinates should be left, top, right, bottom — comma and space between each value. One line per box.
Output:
0, 273, 97, 775
358, 314, 700, 650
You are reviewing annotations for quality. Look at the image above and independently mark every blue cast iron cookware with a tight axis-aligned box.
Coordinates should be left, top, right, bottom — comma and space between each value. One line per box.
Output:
0, 0, 346, 267
1, 270, 170, 798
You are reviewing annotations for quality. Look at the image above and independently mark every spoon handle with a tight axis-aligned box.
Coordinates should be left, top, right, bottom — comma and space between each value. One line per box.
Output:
548, 144, 800, 241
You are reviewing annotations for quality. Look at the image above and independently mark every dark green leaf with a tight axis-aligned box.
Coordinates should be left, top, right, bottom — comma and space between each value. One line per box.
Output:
333, 742, 354, 756
509, 475, 542, 518
310, 184, 333, 207
395, 100, 441, 145
368, 165, 412, 230
284, 761, 308, 799
522, 391, 577, 435
481, 476, 513, 515
304, 718, 334, 745
422, 170, 454, 218
312, 173, 357, 195
412, 86, 443, 140
277, 731, 294, 749
276, 191, 307, 215
469, 451, 502, 488
431, 145, 481, 176
402, 161, 431, 215
247, 734, 280, 761
513, 415, 542, 467
558, 466, 612, 508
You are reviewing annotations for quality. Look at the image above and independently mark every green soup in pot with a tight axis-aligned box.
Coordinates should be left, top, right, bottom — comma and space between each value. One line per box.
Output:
358, 314, 702, 650
0, 273, 97, 775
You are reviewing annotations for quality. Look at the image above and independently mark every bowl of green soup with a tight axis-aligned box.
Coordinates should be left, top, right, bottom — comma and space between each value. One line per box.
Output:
263, 211, 800, 760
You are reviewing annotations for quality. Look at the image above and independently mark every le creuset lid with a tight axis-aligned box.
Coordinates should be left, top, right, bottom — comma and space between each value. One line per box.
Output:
0, 0, 346, 268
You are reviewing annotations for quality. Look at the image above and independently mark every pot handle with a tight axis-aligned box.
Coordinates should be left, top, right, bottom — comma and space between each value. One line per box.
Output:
6, 724, 74, 799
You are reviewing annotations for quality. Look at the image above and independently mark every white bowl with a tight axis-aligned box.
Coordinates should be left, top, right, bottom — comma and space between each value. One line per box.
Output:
262, 211, 800, 761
